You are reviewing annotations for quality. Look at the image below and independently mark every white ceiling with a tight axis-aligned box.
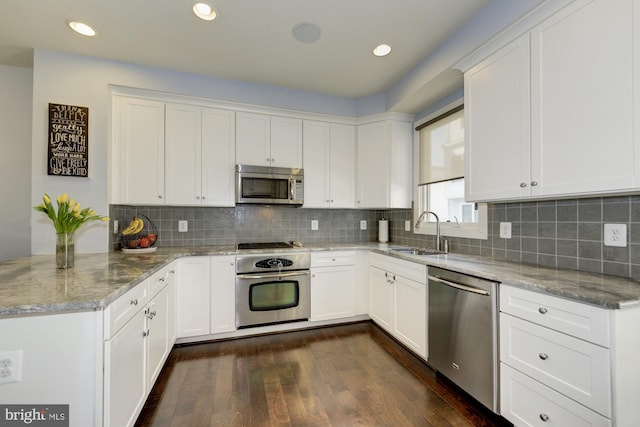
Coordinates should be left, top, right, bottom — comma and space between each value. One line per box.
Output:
0, 0, 520, 113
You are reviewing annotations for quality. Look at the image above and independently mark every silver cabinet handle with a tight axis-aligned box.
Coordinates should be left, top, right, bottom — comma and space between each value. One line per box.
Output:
159, 277, 165, 282
143, 329, 150, 337
429, 276, 490, 296
271, 158, 275, 162
539, 353, 548, 360
158, 195, 163, 199
130, 299, 138, 305
539, 413, 549, 422
538, 307, 548, 314
170, 270, 175, 274
196, 196, 201, 200
520, 182, 527, 188
531, 181, 538, 186
236, 271, 310, 280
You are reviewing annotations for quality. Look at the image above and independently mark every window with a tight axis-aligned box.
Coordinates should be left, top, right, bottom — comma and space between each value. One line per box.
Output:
414, 104, 487, 239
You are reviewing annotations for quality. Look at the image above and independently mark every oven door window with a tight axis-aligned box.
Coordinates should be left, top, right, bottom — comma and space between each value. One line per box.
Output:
241, 177, 289, 200
249, 280, 299, 311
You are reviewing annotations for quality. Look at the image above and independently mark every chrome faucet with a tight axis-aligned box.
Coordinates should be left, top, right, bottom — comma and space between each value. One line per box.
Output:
415, 210, 445, 252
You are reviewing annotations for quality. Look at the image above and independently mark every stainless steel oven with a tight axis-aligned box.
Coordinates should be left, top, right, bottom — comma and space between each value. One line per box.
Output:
236, 164, 304, 206
235, 252, 310, 328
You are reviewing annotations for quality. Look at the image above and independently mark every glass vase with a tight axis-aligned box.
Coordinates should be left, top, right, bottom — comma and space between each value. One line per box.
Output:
56, 232, 75, 269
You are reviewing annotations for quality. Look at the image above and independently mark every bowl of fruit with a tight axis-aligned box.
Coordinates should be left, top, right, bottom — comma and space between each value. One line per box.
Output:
119, 214, 158, 253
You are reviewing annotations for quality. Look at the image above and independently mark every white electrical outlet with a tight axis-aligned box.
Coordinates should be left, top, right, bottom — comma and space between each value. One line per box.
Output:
178, 220, 188, 232
405, 220, 411, 232
0, 350, 23, 385
311, 220, 319, 231
500, 222, 512, 239
113, 220, 119, 235
604, 224, 627, 247
360, 220, 367, 230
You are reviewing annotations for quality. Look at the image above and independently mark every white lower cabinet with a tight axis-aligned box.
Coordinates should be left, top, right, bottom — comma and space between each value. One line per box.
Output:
176, 256, 211, 337
310, 251, 356, 321
104, 263, 176, 427
210, 255, 236, 334
499, 285, 613, 426
369, 253, 427, 358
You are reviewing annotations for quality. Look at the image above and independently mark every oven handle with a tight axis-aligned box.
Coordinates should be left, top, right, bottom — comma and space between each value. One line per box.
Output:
237, 271, 310, 280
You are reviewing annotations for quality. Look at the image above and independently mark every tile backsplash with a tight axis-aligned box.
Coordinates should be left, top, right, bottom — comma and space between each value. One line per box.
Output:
111, 194, 640, 281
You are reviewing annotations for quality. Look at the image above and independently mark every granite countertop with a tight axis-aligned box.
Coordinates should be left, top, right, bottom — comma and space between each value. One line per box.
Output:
2, 242, 640, 317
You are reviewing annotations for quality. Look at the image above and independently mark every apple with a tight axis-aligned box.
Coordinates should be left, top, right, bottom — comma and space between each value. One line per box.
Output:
127, 239, 139, 249
138, 237, 151, 248
147, 233, 157, 243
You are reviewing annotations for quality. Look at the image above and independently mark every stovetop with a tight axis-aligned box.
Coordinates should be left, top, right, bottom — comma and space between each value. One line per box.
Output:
236, 242, 293, 250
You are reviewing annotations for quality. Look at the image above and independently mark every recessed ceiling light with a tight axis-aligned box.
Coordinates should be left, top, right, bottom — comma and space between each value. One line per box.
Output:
292, 22, 322, 44
67, 20, 96, 37
193, 2, 217, 21
373, 44, 392, 57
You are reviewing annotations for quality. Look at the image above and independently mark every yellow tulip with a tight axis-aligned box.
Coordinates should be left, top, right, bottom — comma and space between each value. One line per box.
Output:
68, 198, 75, 207
59, 193, 68, 203
43, 194, 51, 204
73, 203, 80, 212
101, 217, 110, 222
89, 210, 96, 216
74, 212, 81, 218
39, 203, 45, 209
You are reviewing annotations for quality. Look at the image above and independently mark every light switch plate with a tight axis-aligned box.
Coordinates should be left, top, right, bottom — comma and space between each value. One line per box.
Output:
311, 220, 318, 231
604, 224, 627, 247
500, 222, 512, 239
405, 220, 411, 232
178, 220, 188, 232
360, 220, 367, 230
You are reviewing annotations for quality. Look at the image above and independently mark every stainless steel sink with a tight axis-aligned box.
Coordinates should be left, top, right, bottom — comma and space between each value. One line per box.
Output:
389, 247, 446, 256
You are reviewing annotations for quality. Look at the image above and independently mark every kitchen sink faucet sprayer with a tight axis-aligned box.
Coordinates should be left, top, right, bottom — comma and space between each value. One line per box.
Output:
415, 210, 447, 253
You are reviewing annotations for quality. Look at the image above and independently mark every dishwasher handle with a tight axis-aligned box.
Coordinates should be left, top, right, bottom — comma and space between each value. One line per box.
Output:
429, 275, 491, 296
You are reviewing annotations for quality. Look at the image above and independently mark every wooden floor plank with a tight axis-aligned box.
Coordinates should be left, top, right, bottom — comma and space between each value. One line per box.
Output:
136, 322, 511, 427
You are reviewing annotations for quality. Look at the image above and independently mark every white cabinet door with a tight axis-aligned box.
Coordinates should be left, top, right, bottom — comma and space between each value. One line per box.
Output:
464, 34, 531, 202
393, 275, 426, 358
329, 124, 356, 208
146, 283, 172, 390
271, 116, 303, 168
356, 120, 411, 208
176, 257, 211, 338
202, 108, 236, 206
115, 97, 165, 205
357, 121, 390, 208
104, 309, 146, 427
165, 103, 202, 206
303, 121, 331, 208
530, 0, 635, 197
310, 265, 356, 321
210, 256, 237, 334
369, 266, 393, 331
236, 112, 271, 166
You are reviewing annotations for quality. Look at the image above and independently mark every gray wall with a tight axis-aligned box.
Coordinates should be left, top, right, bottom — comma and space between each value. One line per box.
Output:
113, 194, 640, 281
0, 64, 32, 260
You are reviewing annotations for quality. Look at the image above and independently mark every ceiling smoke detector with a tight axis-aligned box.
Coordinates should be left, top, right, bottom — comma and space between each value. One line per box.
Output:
292, 22, 322, 44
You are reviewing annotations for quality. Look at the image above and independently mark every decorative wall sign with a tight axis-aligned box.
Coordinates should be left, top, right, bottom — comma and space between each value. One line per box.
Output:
48, 103, 89, 177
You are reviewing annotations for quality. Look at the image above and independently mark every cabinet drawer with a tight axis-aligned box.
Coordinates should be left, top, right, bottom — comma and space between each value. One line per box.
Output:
500, 313, 611, 417
148, 262, 175, 298
500, 285, 610, 347
501, 363, 611, 427
311, 251, 356, 267
369, 252, 426, 284
104, 281, 149, 339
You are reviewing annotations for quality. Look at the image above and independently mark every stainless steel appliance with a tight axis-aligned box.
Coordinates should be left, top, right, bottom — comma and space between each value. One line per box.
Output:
236, 164, 304, 206
235, 251, 310, 328
428, 267, 499, 413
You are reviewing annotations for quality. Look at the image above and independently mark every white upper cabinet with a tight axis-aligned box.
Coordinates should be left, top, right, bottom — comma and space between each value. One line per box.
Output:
236, 112, 302, 168
303, 120, 355, 208
356, 119, 412, 209
115, 96, 166, 205
465, 34, 531, 202
163, 104, 236, 206
465, 0, 638, 202
530, 0, 635, 197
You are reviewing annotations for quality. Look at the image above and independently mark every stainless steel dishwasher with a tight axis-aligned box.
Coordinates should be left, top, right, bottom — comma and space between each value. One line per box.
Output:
428, 267, 499, 413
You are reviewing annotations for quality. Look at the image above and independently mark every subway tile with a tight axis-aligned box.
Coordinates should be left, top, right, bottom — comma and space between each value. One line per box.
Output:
578, 241, 602, 260
603, 245, 629, 263
557, 222, 577, 240
578, 200, 602, 222
578, 223, 601, 241
603, 261, 630, 278
557, 239, 578, 257
603, 200, 630, 222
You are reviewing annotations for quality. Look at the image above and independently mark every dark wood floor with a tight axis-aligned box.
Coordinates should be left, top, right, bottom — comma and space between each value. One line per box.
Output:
135, 322, 510, 427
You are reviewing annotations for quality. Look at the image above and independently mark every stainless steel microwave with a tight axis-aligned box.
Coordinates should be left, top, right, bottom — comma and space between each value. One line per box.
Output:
235, 164, 304, 206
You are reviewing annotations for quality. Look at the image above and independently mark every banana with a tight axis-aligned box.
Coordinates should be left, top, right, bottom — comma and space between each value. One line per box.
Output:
132, 217, 144, 234
122, 217, 143, 235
